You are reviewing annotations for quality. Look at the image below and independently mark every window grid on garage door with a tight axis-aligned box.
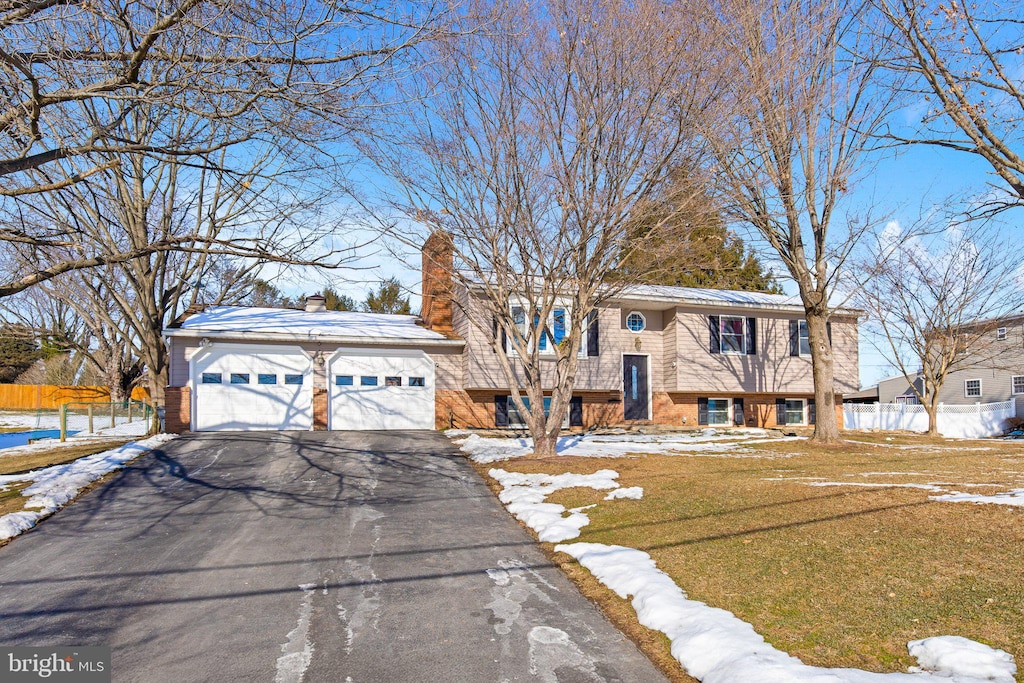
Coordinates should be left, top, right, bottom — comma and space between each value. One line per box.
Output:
335, 374, 427, 387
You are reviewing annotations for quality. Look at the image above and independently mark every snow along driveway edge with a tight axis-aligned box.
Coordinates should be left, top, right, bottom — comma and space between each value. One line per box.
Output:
0, 434, 176, 542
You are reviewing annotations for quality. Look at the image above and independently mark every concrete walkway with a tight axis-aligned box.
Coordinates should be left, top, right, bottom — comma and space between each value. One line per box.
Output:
0, 431, 665, 682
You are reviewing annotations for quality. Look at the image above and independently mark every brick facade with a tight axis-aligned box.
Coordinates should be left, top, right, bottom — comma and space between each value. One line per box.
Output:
435, 389, 844, 430
313, 388, 328, 430
164, 386, 191, 434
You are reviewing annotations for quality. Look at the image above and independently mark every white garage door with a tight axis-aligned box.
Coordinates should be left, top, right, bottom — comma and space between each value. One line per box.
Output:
192, 345, 313, 431
329, 349, 435, 430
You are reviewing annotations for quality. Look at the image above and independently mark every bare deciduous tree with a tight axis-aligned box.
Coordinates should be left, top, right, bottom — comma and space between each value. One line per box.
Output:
0, 0, 438, 291
874, 0, 1024, 209
369, 0, 718, 456
697, 0, 897, 444
856, 221, 1023, 434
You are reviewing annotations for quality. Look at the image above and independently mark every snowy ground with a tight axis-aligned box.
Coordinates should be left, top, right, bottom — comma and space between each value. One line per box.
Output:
768, 476, 1024, 509
0, 410, 151, 442
0, 434, 175, 541
457, 433, 1018, 683
448, 428, 801, 463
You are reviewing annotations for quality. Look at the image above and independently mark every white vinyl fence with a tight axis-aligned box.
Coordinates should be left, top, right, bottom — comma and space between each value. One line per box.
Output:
843, 399, 1016, 439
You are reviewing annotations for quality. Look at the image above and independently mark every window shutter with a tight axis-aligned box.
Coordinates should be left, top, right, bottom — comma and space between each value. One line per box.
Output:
733, 397, 745, 426
495, 396, 509, 427
776, 398, 787, 425
746, 318, 757, 355
697, 397, 709, 425
587, 311, 599, 357
826, 321, 833, 345
808, 399, 816, 425
789, 320, 799, 356
709, 316, 720, 354
570, 396, 584, 427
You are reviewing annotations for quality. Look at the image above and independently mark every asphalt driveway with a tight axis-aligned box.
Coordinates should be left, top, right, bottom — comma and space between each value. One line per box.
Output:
0, 431, 665, 682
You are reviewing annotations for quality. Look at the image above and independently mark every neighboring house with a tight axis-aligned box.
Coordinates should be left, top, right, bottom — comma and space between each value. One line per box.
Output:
860, 315, 1024, 415
163, 236, 861, 433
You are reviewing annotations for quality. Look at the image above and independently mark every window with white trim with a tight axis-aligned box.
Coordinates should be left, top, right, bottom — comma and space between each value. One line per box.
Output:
785, 399, 806, 425
798, 321, 811, 356
707, 398, 730, 425
965, 379, 982, 397
626, 311, 646, 333
1012, 376, 1024, 395
508, 303, 583, 356
720, 316, 745, 354
997, 327, 1007, 341
895, 394, 920, 405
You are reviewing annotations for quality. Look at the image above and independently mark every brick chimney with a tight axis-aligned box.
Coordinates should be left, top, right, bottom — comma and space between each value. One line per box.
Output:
421, 231, 454, 333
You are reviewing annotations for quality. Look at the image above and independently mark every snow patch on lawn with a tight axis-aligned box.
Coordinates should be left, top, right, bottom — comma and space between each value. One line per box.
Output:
451, 429, 788, 463
489, 468, 637, 542
555, 542, 1016, 683
0, 411, 60, 430
604, 486, 643, 500
931, 489, 1024, 507
0, 434, 175, 541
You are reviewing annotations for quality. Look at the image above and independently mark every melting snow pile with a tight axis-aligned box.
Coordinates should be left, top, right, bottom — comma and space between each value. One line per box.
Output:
452, 428, 783, 464
555, 543, 1016, 683
489, 468, 631, 542
0, 434, 175, 541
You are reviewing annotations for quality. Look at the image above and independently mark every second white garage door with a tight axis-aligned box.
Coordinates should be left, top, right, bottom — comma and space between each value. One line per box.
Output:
328, 349, 435, 430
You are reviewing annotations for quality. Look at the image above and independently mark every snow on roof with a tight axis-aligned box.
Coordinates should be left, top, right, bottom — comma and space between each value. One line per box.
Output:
621, 284, 802, 307
168, 306, 450, 342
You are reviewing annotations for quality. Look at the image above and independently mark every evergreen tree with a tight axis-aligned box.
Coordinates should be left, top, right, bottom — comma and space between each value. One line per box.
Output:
0, 324, 40, 383
618, 172, 781, 293
323, 288, 358, 312
363, 278, 412, 315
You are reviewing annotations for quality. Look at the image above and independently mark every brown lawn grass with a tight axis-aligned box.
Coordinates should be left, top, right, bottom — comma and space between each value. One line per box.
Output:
0, 440, 130, 476
475, 432, 1024, 682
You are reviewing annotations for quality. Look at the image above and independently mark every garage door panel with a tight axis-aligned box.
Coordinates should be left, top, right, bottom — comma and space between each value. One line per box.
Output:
329, 350, 434, 430
193, 346, 313, 432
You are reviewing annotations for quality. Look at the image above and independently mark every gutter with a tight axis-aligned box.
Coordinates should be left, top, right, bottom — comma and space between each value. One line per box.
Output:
163, 328, 466, 348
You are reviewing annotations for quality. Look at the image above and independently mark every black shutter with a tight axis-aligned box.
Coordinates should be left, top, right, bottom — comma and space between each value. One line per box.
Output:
495, 396, 509, 427
808, 399, 816, 425
733, 397, 745, 426
776, 398, 787, 425
746, 317, 757, 355
709, 316, 720, 354
789, 320, 799, 356
826, 321, 833, 345
570, 396, 584, 427
697, 397, 709, 425
587, 311, 599, 357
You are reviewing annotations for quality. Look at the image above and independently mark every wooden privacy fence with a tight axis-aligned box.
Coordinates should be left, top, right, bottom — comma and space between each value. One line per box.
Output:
0, 384, 150, 411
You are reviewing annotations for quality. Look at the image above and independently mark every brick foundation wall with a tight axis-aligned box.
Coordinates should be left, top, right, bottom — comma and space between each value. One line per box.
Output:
165, 386, 191, 433
438, 389, 844, 430
313, 388, 328, 430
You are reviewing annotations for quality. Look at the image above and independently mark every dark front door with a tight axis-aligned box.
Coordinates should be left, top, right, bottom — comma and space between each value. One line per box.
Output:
622, 355, 649, 420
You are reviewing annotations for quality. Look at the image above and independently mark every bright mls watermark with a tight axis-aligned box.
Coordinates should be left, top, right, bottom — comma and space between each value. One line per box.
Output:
1, 648, 110, 682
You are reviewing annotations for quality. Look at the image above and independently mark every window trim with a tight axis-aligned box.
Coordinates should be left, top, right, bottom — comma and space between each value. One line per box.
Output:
964, 378, 982, 398
625, 311, 646, 334
1012, 376, 1024, 396
719, 315, 746, 354
997, 327, 1007, 341
706, 398, 731, 426
797, 320, 811, 357
507, 300, 586, 357
784, 398, 807, 426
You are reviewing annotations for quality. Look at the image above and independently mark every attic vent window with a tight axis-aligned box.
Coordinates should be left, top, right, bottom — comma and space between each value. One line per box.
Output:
626, 311, 646, 333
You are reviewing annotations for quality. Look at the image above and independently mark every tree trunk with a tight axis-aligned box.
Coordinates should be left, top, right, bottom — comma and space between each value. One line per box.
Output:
925, 404, 939, 436
806, 314, 841, 444
533, 428, 559, 458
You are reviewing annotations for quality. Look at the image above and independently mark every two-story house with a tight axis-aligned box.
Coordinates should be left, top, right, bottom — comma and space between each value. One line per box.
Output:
163, 236, 860, 432
853, 314, 1024, 415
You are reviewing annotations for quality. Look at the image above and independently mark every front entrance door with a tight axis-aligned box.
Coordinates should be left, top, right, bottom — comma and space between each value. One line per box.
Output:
622, 355, 649, 420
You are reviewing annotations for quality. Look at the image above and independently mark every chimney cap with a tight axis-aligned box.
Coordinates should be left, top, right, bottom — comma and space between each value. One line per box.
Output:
305, 295, 327, 312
